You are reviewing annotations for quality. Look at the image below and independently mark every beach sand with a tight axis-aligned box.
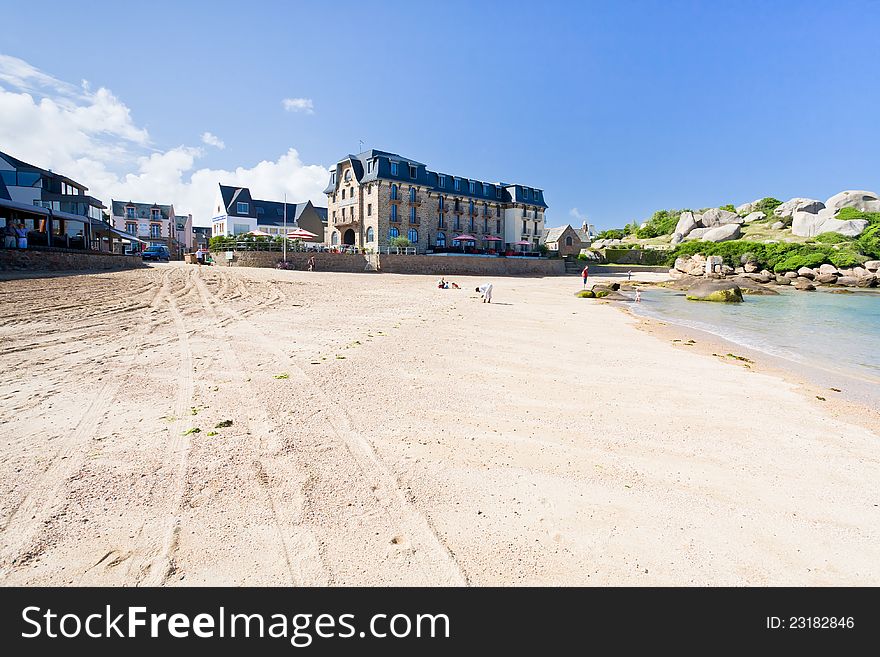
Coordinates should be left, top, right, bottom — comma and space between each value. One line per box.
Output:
0, 263, 877, 586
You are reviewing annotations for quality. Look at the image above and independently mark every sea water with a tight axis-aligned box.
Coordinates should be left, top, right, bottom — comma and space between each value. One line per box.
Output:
631, 287, 880, 405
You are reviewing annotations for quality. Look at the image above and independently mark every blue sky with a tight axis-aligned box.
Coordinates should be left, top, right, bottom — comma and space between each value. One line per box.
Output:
1, 0, 878, 227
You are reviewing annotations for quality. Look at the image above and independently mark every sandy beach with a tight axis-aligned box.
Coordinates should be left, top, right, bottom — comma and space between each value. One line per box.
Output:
0, 263, 878, 586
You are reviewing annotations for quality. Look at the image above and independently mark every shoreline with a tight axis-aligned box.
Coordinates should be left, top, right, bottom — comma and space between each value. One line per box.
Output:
613, 299, 880, 436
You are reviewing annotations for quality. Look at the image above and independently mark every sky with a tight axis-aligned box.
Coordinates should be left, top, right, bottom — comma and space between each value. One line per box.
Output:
1, 0, 878, 228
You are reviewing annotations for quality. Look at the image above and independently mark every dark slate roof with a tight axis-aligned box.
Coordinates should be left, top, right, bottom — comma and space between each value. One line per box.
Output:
218, 184, 322, 226
0, 175, 9, 201
313, 206, 328, 223
111, 200, 173, 219
324, 149, 548, 208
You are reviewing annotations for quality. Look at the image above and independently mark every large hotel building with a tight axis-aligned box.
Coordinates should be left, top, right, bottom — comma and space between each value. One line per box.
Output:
324, 150, 547, 252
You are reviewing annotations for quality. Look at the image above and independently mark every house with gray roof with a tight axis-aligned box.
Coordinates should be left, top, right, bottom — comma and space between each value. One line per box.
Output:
110, 201, 191, 256
324, 149, 548, 253
540, 223, 592, 257
210, 184, 326, 243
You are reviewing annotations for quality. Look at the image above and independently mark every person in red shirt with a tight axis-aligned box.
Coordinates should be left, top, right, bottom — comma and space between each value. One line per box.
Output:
581, 264, 589, 288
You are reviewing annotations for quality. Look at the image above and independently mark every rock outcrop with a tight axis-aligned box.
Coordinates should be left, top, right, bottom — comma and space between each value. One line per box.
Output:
686, 280, 744, 303
774, 198, 825, 219
824, 190, 880, 213
701, 224, 742, 242
743, 211, 765, 223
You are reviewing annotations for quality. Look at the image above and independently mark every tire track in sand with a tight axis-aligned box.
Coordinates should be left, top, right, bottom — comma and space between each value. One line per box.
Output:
199, 268, 467, 585
0, 272, 169, 578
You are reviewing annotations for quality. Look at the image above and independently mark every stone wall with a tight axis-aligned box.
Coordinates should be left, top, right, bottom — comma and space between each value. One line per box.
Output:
379, 254, 565, 276
212, 250, 375, 272
0, 247, 146, 272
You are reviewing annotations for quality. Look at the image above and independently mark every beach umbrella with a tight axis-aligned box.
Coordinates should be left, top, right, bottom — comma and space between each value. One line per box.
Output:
452, 234, 477, 241
287, 228, 318, 240
512, 239, 531, 245
483, 235, 502, 241
248, 229, 272, 236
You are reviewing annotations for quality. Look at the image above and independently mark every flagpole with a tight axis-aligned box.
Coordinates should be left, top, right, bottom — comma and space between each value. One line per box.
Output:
283, 192, 287, 262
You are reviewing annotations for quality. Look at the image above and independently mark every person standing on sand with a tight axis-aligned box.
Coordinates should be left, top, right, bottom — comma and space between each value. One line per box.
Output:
582, 264, 589, 288
195, 247, 205, 266
634, 288, 641, 303
15, 222, 27, 249
475, 282, 493, 303
627, 270, 632, 281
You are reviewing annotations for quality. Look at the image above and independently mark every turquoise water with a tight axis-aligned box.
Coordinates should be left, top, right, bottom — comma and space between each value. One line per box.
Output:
631, 287, 880, 402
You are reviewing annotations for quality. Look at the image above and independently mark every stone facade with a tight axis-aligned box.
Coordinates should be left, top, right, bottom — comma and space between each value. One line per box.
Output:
0, 247, 146, 272
325, 150, 546, 253
211, 250, 375, 272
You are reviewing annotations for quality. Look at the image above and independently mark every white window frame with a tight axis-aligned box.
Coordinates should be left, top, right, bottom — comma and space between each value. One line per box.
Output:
237, 202, 249, 214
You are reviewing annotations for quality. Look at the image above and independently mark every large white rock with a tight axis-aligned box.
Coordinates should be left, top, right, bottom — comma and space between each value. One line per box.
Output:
701, 224, 742, 242
701, 208, 743, 227
670, 232, 683, 246
736, 199, 764, 215
818, 263, 839, 275
743, 211, 765, 222
791, 211, 824, 236
815, 218, 868, 237
774, 198, 825, 218
684, 227, 712, 241
674, 211, 698, 237
824, 190, 880, 213
771, 221, 785, 230
865, 260, 880, 272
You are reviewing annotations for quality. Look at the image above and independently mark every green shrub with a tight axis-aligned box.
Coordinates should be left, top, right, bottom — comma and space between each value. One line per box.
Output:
828, 248, 867, 268
389, 236, 413, 248
772, 251, 828, 273
575, 290, 595, 298
813, 232, 850, 244
837, 207, 866, 220
754, 197, 782, 215
719, 204, 736, 213
636, 209, 682, 238
596, 228, 625, 240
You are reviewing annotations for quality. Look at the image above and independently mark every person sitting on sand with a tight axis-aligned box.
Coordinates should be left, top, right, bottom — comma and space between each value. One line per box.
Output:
475, 282, 493, 303
451, 282, 460, 289
438, 278, 446, 289
308, 255, 316, 271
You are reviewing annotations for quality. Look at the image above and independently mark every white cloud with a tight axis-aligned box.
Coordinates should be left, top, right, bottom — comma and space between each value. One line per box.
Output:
569, 207, 590, 225
201, 131, 225, 149
282, 97, 314, 114
0, 54, 329, 224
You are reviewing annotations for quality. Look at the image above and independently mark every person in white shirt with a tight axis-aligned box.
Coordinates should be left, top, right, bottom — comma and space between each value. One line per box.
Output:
195, 247, 205, 266
475, 282, 493, 303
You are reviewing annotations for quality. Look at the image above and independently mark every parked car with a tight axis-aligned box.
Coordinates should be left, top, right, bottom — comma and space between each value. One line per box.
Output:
142, 245, 171, 262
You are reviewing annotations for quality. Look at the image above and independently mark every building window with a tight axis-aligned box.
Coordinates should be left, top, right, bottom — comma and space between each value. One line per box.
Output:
522, 220, 527, 234
410, 207, 416, 223
237, 202, 249, 214
483, 183, 489, 195
436, 232, 446, 247
391, 161, 399, 176
389, 227, 399, 239
332, 210, 336, 221
469, 217, 474, 232
341, 207, 346, 219
523, 187, 530, 199
496, 219, 501, 233
150, 224, 161, 238
468, 181, 475, 194
496, 188, 502, 199
468, 200, 474, 215
344, 169, 352, 181
409, 165, 417, 178
367, 203, 372, 216
367, 226, 375, 242
565, 236, 573, 246
126, 222, 137, 234
408, 228, 418, 243
438, 196, 444, 210
483, 203, 488, 216
454, 217, 461, 230
331, 232, 339, 245
342, 189, 346, 199
438, 214, 445, 227
391, 205, 398, 222
483, 218, 488, 233
390, 184, 398, 200
496, 205, 501, 217
454, 178, 460, 192
409, 187, 416, 202
438, 174, 445, 188
125, 206, 135, 219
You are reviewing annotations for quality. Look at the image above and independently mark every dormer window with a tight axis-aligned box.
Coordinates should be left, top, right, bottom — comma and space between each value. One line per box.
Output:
523, 188, 530, 199
438, 174, 445, 188
237, 202, 249, 214
454, 178, 460, 192
496, 188, 502, 199
409, 165, 417, 179
391, 161, 399, 176
125, 206, 135, 219
483, 184, 489, 196
344, 169, 352, 182
468, 181, 475, 194
151, 209, 161, 220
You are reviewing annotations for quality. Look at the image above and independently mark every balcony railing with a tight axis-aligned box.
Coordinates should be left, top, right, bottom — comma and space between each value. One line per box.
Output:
333, 215, 359, 226
390, 215, 401, 223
